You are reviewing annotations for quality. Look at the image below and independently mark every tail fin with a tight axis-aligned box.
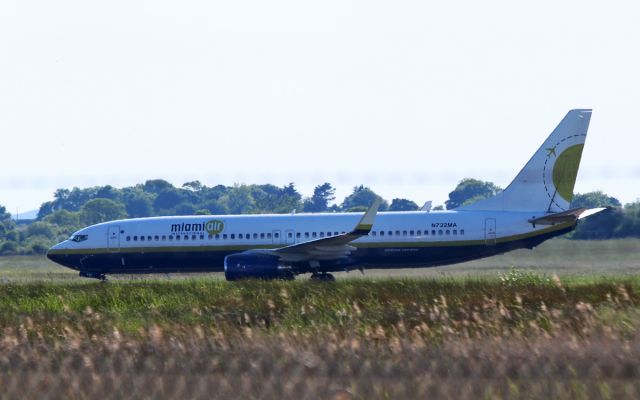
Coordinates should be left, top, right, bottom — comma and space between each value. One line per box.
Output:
458, 109, 592, 212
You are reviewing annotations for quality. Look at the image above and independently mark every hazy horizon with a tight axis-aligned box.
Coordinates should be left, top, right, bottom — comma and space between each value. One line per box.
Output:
2, 1, 639, 212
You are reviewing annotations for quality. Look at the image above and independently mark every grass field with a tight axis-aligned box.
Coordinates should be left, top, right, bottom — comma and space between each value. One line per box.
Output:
1, 238, 639, 399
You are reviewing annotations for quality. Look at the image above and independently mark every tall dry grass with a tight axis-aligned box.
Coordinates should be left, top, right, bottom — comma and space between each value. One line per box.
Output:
1, 276, 639, 399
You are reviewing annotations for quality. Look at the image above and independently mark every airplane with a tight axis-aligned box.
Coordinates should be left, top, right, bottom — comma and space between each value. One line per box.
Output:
47, 109, 605, 281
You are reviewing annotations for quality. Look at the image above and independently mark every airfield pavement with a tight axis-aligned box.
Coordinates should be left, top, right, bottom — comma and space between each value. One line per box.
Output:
0, 238, 639, 399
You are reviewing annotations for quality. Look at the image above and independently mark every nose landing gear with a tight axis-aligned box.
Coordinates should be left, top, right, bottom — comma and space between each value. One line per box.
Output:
310, 272, 335, 282
79, 271, 108, 282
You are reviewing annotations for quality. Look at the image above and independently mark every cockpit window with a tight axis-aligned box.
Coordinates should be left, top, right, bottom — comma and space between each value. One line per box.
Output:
70, 234, 88, 243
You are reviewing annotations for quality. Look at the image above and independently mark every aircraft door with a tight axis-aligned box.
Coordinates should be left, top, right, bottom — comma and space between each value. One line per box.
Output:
108, 225, 120, 252
285, 229, 295, 244
484, 218, 496, 245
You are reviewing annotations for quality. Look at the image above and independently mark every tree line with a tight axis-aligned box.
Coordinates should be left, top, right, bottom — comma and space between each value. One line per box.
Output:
0, 178, 638, 256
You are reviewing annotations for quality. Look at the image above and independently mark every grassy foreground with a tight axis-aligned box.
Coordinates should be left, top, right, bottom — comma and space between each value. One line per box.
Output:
1, 275, 640, 399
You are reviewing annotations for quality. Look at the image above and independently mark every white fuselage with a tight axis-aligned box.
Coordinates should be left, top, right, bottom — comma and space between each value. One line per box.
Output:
47, 209, 574, 276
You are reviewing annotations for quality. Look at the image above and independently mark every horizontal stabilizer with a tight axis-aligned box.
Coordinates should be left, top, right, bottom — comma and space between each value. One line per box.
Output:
528, 207, 607, 226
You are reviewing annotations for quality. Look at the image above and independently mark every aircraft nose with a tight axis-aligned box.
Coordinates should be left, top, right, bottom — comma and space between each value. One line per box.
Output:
46, 242, 68, 265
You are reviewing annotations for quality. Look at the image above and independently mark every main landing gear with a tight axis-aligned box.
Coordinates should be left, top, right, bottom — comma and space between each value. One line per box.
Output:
79, 271, 108, 282
310, 272, 335, 282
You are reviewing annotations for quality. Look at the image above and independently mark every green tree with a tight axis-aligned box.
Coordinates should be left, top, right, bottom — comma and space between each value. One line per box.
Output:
142, 179, 174, 194
252, 183, 302, 214
153, 188, 187, 214
95, 185, 122, 202
200, 199, 229, 215
174, 202, 197, 216
221, 185, 256, 214
616, 202, 640, 237
38, 186, 104, 218
122, 189, 154, 218
341, 185, 388, 212
0, 241, 18, 256
44, 209, 80, 227
0, 205, 15, 239
303, 183, 336, 212
80, 199, 127, 225
571, 191, 621, 208
26, 221, 56, 240
182, 180, 204, 192
0, 205, 11, 221
389, 198, 419, 211
445, 179, 502, 210
571, 191, 626, 239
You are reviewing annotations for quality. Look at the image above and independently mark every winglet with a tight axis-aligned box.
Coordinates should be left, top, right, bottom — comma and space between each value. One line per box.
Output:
353, 198, 381, 234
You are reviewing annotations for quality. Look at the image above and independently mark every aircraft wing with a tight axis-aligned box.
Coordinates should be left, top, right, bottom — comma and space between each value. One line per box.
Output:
271, 199, 381, 262
527, 207, 607, 226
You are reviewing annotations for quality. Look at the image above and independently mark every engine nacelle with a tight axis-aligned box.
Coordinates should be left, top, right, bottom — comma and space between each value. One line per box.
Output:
224, 252, 292, 281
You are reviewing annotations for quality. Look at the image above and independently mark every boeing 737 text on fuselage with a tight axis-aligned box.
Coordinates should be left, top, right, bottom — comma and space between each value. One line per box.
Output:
47, 109, 605, 281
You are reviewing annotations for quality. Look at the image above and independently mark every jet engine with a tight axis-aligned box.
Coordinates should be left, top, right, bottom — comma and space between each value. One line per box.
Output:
224, 252, 293, 281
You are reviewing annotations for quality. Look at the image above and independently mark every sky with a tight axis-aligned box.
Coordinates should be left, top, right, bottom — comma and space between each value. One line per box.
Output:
1, 1, 639, 215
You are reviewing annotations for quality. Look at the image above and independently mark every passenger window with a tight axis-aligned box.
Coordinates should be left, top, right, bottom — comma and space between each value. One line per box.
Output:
395, 231, 400, 236
253, 233, 258, 239
260, 233, 265, 239
274, 233, 280, 239
215, 234, 220, 240
168, 235, 173, 241
288, 232, 293, 238
432, 230, 436, 235
162, 235, 167, 240
453, 230, 458, 235
133, 236, 138, 241
438, 230, 443, 235
126, 236, 131, 241
372, 231, 377, 236
380, 231, 385, 236
230, 234, 235, 239
446, 230, 450, 235
305, 232, 310, 238
176, 235, 180, 241
155, 235, 159, 241
460, 229, 465, 235
140, 236, 145, 242
388, 231, 393, 236
334, 232, 338, 236
312, 232, 317, 238
208, 234, 213, 239
184, 235, 189, 240
223, 234, 228, 239
403, 230, 407, 236
267, 233, 271, 239
296, 232, 301, 238
246, 234, 250, 240
410, 230, 414, 236
239, 234, 243, 239
326, 232, 331, 237
417, 230, 421, 235
319, 232, 325, 238
197, 234, 202, 240
147, 236, 152, 241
